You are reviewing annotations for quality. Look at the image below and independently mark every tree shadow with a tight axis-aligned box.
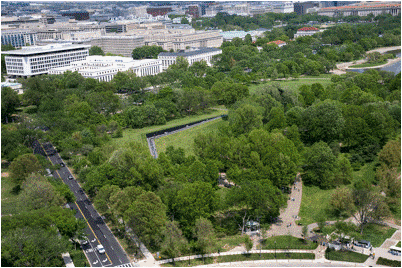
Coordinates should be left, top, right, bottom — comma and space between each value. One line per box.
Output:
11, 185, 21, 195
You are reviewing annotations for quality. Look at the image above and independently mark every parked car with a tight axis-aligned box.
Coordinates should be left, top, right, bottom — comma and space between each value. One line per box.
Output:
97, 244, 105, 254
60, 162, 65, 167
68, 175, 74, 180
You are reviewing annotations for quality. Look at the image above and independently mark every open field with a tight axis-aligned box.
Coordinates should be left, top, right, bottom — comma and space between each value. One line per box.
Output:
155, 118, 227, 156
261, 235, 318, 250
111, 109, 227, 150
298, 184, 339, 226
358, 224, 397, 248
325, 249, 368, 263
249, 78, 333, 95
350, 60, 388, 68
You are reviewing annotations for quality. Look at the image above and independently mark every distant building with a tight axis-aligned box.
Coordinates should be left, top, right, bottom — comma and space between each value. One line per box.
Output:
187, 5, 200, 18
294, 2, 319, 15
146, 7, 172, 17
1, 29, 37, 47
49, 55, 161, 81
273, 2, 294, 13
61, 10, 90, 21
318, 2, 401, 17
294, 27, 320, 38
3, 43, 90, 77
267, 40, 287, 47
158, 47, 222, 70
90, 35, 145, 57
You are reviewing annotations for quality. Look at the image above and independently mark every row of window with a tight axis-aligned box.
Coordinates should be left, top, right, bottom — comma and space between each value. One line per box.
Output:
29, 51, 88, 62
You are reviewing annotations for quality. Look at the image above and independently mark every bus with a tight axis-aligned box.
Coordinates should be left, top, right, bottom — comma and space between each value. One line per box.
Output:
389, 246, 401, 256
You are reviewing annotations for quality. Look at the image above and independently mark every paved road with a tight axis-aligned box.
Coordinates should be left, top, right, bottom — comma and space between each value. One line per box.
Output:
33, 140, 134, 267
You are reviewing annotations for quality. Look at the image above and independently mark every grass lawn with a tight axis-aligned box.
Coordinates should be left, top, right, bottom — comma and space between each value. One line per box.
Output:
111, 109, 227, 150
350, 60, 388, 68
396, 241, 401, 247
261, 235, 318, 250
155, 118, 227, 156
1, 175, 22, 215
298, 184, 339, 225
249, 78, 332, 95
352, 160, 378, 185
325, 249, 368, 263
161, 253, 315, 267
359, 224, 397, 248
214, 234, 245, 253
376, 257, 401, 267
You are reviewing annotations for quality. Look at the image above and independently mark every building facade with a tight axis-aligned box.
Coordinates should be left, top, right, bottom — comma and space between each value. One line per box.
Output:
3, 43, 90, 77
318, 2, 401, 17
48, 55, 161, 81
1, 30, 38, 47
158, 47, 222, 70
294, 27, 321, 38
90, 35, 145, 57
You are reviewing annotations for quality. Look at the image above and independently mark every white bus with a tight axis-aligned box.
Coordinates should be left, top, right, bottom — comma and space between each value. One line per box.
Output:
389, 246, 401, 256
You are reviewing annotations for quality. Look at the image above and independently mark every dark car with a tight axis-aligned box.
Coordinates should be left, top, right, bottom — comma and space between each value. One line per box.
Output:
68, 175, 74, 180
60, 162, 65, 167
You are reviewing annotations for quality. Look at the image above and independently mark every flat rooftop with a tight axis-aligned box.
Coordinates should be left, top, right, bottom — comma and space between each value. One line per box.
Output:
158, 47, 222, 57
2, 43, 90, 56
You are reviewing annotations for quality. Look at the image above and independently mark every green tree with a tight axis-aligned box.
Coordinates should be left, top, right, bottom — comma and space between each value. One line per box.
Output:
335, 154, 353, 185
1, 226, 70, 267
161, 221, 188, 264
330, 186, 353, 217
89, 46, 105, 56
9, 153, 42, 185
124, 191, 167, 248
244, 235, 253, 252
265, 107, 287, 131
301, 100, 345, 144
229, 104, 263, 135
1, 87, 19, 124
173, 182, 218, 236
303, 141, 337, 189
193, 217, 216, 263
20, 174, 65, 210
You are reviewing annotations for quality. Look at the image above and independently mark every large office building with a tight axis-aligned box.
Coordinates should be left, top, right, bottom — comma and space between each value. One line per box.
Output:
90, 35, 145, 57
48, 55, 161, 81
318, 2, 401, 17
3, 43, 90, 77
158, 47, 222, 70
1, 29, 38, 47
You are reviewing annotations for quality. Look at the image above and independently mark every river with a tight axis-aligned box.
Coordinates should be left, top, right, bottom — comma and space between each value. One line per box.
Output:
347, 51, 401, 74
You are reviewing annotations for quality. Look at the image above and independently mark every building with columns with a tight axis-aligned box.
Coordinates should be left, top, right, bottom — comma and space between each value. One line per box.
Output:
318, 2, 400, 17
158, 47, 222, 70
3, 43, 90, 78
48, 56, 161, 81
294, 27, 321, 38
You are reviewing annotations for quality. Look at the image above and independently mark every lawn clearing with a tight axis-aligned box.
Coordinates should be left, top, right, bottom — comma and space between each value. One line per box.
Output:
298, 184, 339, 225
261, 235, 318, 250
352, 160, 378, 185
358, 224, 397, 248
1, 175, 22, 215
325, 248, 368, 263
214, 234, 245, 252
350, 60, 388, 68
396, 241, 401, 247
249, 78, 332, 95
155, 118, 227, 156
376, 257, 401, 267
111, 109, 227, 150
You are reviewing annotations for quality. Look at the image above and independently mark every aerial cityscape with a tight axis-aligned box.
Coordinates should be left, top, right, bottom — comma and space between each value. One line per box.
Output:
1, 1, 401, 267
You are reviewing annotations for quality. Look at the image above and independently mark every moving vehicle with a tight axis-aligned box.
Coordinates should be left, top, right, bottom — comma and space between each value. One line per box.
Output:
68, 175, 74, 180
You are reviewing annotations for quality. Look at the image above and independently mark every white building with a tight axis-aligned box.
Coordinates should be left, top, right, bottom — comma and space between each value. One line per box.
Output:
294, 27, 322, 39
318, 2, 400, 17
48, 56, 162, 82
3, 43, 90, 77
273, 2, 294, 13
158, 47, 222, 70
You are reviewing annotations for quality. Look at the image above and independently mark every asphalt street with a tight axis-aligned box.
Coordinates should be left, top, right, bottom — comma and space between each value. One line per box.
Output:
33, 140, 134, 267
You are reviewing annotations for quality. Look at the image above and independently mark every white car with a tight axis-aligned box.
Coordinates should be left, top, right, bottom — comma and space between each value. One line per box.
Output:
97, 244, 105, 254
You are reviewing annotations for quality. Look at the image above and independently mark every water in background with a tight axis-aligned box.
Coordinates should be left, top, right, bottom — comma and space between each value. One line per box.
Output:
347, 51, 401, 74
